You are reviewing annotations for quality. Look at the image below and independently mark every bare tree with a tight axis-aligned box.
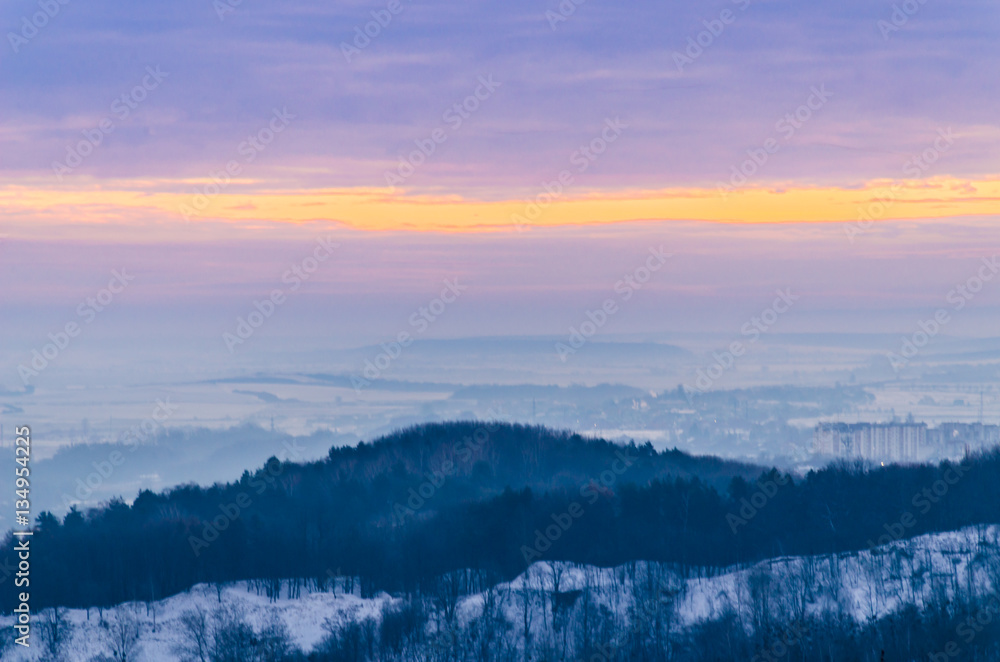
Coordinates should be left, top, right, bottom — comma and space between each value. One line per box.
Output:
518, 566, 540, 662
36, 606, 74, 662
780, 558, 811, 624
319, 615, 376, 662
625, 562, 683, 662
575, 566, 598, 655
435, 571, 462, 624
547, 563, 569, 657
174, 606, 211, 662
860, 551, 887, 625
37, 606, 74, 662
210, 600, 257, 662
474, 583, 514, 662
746, 564, 776, 645
256, 613, 293, 662
101, 604, 143, 662
982, 529, 1000, 601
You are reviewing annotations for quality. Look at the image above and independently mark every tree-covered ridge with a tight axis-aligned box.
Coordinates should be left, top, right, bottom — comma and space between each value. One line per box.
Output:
7, 421, 1000, 614
322, 421, 762, 491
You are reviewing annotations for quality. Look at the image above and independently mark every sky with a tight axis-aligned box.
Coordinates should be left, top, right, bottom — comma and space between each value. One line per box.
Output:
1, 0, 999, 370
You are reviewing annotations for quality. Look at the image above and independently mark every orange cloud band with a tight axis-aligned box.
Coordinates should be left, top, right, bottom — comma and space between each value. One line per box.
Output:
2, 176, 998, 235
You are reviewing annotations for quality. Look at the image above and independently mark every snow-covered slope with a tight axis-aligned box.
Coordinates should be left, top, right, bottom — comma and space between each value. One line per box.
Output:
5, 524, 999, 661
0, 581, 396, 661
464, 523, 1000, 631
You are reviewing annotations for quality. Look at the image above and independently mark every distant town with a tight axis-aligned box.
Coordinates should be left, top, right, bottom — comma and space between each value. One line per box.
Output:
813, 421, 1000, 463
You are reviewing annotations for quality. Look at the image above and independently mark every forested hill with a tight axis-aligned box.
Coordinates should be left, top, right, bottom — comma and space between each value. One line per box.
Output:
321, 421, 763, 494
8, 422, 1000, 613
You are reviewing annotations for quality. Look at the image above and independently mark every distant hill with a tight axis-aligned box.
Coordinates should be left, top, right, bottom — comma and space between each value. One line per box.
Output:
0, 425, 348, 523
324, 421, 763, 495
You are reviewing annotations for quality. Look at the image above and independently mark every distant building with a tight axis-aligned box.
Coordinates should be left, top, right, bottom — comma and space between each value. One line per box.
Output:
814, 421, 1000, 463
928, 422, 1000, 457
814, 422, 926, 463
